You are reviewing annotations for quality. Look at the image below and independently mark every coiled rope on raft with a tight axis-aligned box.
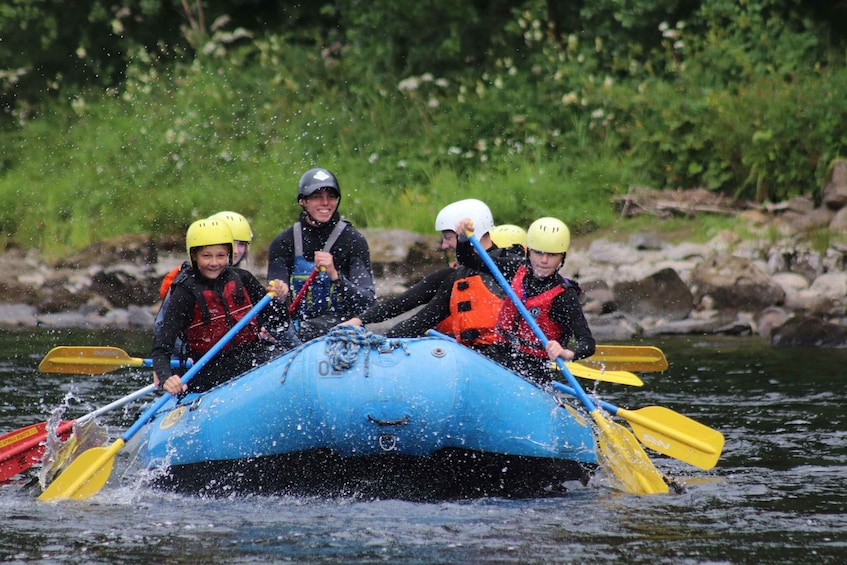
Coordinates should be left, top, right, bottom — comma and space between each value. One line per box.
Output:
280, 325, 410, 381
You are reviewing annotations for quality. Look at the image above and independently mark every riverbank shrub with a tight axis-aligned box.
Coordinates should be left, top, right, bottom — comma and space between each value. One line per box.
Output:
0, 1, 844, 256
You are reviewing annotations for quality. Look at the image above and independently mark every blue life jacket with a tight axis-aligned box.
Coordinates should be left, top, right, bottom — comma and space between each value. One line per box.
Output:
290, 219, 348, 319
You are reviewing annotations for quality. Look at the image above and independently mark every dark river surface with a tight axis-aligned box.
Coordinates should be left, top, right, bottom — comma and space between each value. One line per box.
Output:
1, 329, 844, 564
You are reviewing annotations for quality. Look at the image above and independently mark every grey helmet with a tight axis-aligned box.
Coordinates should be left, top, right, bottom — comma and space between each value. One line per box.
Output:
297, 167, 341, 202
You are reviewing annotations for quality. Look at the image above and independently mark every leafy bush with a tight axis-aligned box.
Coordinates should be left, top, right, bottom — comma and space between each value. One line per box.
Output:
1, 0, 845, 255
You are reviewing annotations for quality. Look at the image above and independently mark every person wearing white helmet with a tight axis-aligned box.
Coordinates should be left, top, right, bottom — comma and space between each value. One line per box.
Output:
481, 217, 596, 385
151, 219, 291, 395
342, 198, 518, 336
433, 198, 495, 252
267, 167, 376, 341
378, 202, 529, 347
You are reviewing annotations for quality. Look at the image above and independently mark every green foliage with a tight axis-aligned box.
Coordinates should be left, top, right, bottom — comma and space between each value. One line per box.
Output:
1, 0, 846, 256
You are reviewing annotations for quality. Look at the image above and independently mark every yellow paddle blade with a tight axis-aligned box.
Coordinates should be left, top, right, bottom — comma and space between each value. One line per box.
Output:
38, 440, 124, 502
564, 362, 644, 387
591, 410, 669, 495
619, 406, 725, 470
39, 346, 144, 375
580, 345, 669, 373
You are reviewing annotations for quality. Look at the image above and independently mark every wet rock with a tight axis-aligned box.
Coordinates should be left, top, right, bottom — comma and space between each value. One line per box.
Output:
690, 255, 786, 311
55, 234, 158, 269
90, 270, 160, 309
822, 158, 847, 210
588, 313, 642, 342
612, 268, 693, 321
587, 240, 641, 265
2, 211, 847, 347
770, 314, 847, 348
757, 306, 792, 338
0, 304, 37, 327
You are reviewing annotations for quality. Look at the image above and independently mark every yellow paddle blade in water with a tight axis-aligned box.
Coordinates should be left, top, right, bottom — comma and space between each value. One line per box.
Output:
579, 345, 669, 372
39, 347, 145, 375
564, 362, 644, 387
591, 410, 669, 495
38, 439, 124, 502
620, 406, 725, 470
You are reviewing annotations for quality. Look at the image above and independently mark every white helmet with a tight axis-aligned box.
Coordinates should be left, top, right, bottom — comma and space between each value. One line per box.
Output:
434, 198, 494, 237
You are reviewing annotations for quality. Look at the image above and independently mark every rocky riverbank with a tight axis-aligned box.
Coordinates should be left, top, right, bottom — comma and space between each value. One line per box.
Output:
3, 179, 847, 348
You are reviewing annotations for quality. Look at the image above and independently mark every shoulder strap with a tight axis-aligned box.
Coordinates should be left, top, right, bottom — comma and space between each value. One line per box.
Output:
172, 270, 212, 324
322, 219, 349, 252
294, 219, 348, 256
293, 222, 304, 257
560, 275, 581, 295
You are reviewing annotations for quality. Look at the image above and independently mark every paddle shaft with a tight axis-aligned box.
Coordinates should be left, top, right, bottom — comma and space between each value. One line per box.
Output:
124, 293, 274, 440
0, 384, 156, 481
288, 268, 320, 316
39, 293, 274, 501
465, 235, 599, 412
44, 357, 184, 369
460, 240, 721, 468
466, 234, 668, 494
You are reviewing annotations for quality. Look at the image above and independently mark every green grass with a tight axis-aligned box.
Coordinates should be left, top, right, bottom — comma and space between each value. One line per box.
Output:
0, 77, 628, 257
1, 30, 840, 259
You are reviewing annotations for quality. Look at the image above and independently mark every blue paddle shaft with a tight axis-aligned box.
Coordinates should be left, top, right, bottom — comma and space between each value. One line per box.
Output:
465, 234, 599, 413
549, 381, 621, 416
143, 359, 190, 369
121, 293, 274, 441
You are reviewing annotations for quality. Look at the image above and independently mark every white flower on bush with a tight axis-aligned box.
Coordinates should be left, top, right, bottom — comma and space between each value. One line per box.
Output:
561, 92, 579, 106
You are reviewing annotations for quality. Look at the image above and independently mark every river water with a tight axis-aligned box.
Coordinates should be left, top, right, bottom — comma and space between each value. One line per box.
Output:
1, 329, 844, 564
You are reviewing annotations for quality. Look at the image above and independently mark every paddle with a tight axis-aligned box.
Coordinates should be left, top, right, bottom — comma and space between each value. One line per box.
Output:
0, 384, 156, 482
288, 267, 324, 316
39, 347, 188, 375
579, 345, 668, 372
426, 330, 643, 386
466, 232, 668, 494
38, 292, 275, 502
548, 381, 723, 470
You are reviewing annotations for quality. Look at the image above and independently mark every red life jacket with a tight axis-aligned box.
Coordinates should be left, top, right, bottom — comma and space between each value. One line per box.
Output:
495, 265, 565, 358
445, 272, 504, 346
177, 270, 260, 356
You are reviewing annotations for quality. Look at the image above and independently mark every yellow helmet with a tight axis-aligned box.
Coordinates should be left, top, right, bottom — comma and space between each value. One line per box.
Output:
490, 224, 527, 249
209, 211, 253, 243
186, 218, 234, 266
526, 217, 570, 254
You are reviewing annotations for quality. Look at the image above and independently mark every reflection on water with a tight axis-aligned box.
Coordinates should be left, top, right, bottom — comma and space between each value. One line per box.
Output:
1, 331, 845, 563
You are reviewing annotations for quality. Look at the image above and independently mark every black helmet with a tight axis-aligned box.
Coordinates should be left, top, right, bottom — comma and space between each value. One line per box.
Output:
297, 167, 341, 201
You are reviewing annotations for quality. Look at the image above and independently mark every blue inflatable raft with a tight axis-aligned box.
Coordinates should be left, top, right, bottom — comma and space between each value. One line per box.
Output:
141, 329, 598, 499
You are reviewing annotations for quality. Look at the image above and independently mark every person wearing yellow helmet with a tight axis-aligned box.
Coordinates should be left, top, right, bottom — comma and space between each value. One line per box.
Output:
151, 218, 292, 395
154, 211, 256, 366
209, 211, 253, 267
483, 217, 595, 385
489, 224, 527, 251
